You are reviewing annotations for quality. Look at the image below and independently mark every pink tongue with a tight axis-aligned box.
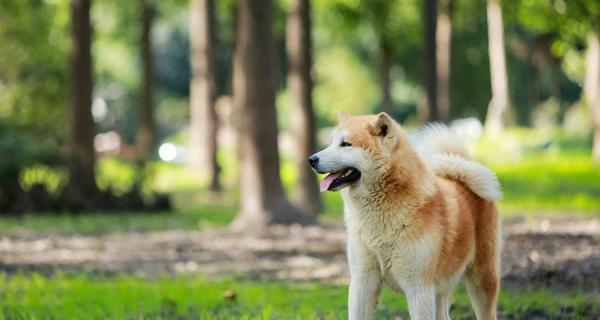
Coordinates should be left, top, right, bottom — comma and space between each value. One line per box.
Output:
320, 171, 345, 192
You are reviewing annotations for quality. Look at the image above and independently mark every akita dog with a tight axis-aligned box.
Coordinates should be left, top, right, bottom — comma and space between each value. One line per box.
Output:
309, 112, 502, 320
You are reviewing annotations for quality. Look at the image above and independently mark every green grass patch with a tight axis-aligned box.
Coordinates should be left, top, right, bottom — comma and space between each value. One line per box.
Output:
492, 152, 600, 215
0, 274, 596, 319
0, 203, 236, 236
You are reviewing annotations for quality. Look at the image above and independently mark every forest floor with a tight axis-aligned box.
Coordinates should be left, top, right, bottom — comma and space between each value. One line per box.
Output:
1, 216, 598, 292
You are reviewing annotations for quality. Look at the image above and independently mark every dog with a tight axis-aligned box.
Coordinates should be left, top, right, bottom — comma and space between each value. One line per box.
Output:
309, 112, 502, 320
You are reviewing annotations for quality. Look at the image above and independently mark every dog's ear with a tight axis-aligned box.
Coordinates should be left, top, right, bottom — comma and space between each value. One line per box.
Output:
369, 112, 392, 137
337, 111, 349, 122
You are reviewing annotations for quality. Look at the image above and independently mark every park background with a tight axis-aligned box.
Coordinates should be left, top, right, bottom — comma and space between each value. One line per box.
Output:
0, 0, 599, 318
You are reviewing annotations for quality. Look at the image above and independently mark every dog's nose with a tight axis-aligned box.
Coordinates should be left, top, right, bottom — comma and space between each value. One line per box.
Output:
308, 155, 319, 168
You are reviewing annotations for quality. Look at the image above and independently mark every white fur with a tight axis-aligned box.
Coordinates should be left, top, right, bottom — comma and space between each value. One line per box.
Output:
412, 123, 472, 160
412, 123, 503, 201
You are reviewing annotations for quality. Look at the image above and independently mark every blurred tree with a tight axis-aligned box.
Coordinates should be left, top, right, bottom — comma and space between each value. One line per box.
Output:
330, 0, 404, 116
485, 0, 510, 134
189, 0, 221, 191
369, 0, 399, 116
137, 0, 156, 159
232, 0, 311, 230
585, 33, 599, 161
67, 0, 97, 194
287, 0, 321, 216
514, 0, 599, 156
424, 0, 438, 121
436, 0, 453, 122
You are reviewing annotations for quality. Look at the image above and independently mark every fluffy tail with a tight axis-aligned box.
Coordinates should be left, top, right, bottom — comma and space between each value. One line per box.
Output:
411, 123, 503, 201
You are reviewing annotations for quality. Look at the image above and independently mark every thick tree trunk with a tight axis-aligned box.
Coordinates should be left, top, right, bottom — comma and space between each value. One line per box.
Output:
287, 0, 321, 216
137, 0, 155, 160
584, 33, 600, 162
485, 0, 510, 135
380, 41, 393, 116
424, 0, 438, 122
232, 0, 311, 230
189, 0, 221, 191
436, 0, 452, 123
68, 0, 96, 192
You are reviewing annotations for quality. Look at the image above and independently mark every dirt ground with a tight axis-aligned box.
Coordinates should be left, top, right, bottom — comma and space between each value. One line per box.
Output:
0, 217, 598, 292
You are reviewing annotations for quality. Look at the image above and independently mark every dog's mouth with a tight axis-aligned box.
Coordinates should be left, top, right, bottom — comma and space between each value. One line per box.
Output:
319, 167, 361, 192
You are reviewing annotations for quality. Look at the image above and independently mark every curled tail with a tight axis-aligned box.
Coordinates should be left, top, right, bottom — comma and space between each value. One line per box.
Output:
411, 123, 503, 201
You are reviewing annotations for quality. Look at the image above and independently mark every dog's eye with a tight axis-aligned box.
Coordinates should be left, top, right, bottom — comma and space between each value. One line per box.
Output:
340, 141, 352, 147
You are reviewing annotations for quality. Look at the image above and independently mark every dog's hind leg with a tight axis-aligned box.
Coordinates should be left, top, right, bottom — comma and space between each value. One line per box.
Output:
464, 266, 499, 320
465, 204, 500, 320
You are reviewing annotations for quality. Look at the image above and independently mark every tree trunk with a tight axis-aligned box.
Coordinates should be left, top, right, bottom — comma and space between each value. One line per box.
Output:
436, 0, 452, 123
287, 0, 321, 216
137, 0, 156, 160
68, 0, 96, 193
424, 0, 438, 122
189, 0, 221, 191
584, 33, 600, 162
232, 0, 311, 230
485, 0, 510, 135
380, 40, 393, 115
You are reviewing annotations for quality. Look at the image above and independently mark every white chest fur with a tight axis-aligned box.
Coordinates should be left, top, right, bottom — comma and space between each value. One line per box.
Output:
343, 192, 439, 292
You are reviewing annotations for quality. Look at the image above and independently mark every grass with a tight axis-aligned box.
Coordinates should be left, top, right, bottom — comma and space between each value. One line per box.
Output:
0, 203, 236, 236
492, 152, 600, 215
0, 274, 597, 320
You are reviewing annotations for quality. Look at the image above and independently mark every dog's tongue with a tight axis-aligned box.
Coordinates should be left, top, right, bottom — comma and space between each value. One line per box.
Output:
320, 171, 344, 192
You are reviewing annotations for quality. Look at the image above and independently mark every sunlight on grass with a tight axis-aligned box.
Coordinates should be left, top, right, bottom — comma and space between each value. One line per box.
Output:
0, 203, 236, 236
0, 274, 596, 319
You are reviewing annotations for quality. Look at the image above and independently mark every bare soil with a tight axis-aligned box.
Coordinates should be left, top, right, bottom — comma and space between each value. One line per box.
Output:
0, 217, 598, 291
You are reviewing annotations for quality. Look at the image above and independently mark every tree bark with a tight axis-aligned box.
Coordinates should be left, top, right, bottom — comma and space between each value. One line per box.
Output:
232, 0, 311, 230
436, 0, 452, 123
68, 0, 96, 192
380, 40, 393, 116
189, 0, 221, 191
584, 33, 600, 162
137, 0, 156, 160
424, 0, 438, 122
485, 0, 510, 135
287, 0, 321, 216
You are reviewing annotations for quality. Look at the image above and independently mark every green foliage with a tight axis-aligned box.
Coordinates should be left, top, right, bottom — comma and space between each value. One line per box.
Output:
0, 124, 59, 190
313, 46, 379, 124
96, 158, 141, 196
510, 0, 600, 87
19, 164, 68, 195
0, 0, 69, 137
0, 275, 596, 319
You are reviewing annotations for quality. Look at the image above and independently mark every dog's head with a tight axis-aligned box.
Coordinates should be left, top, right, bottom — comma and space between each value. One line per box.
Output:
309, 112, 408, 192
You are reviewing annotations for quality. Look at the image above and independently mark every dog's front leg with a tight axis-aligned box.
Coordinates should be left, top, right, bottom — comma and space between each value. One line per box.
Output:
348, 272, 381, 320
347, 238, 381, 320
406, 287, 436, 320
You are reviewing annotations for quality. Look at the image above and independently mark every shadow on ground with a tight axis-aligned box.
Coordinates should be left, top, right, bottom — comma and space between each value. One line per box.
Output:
0, 217, 598, 292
